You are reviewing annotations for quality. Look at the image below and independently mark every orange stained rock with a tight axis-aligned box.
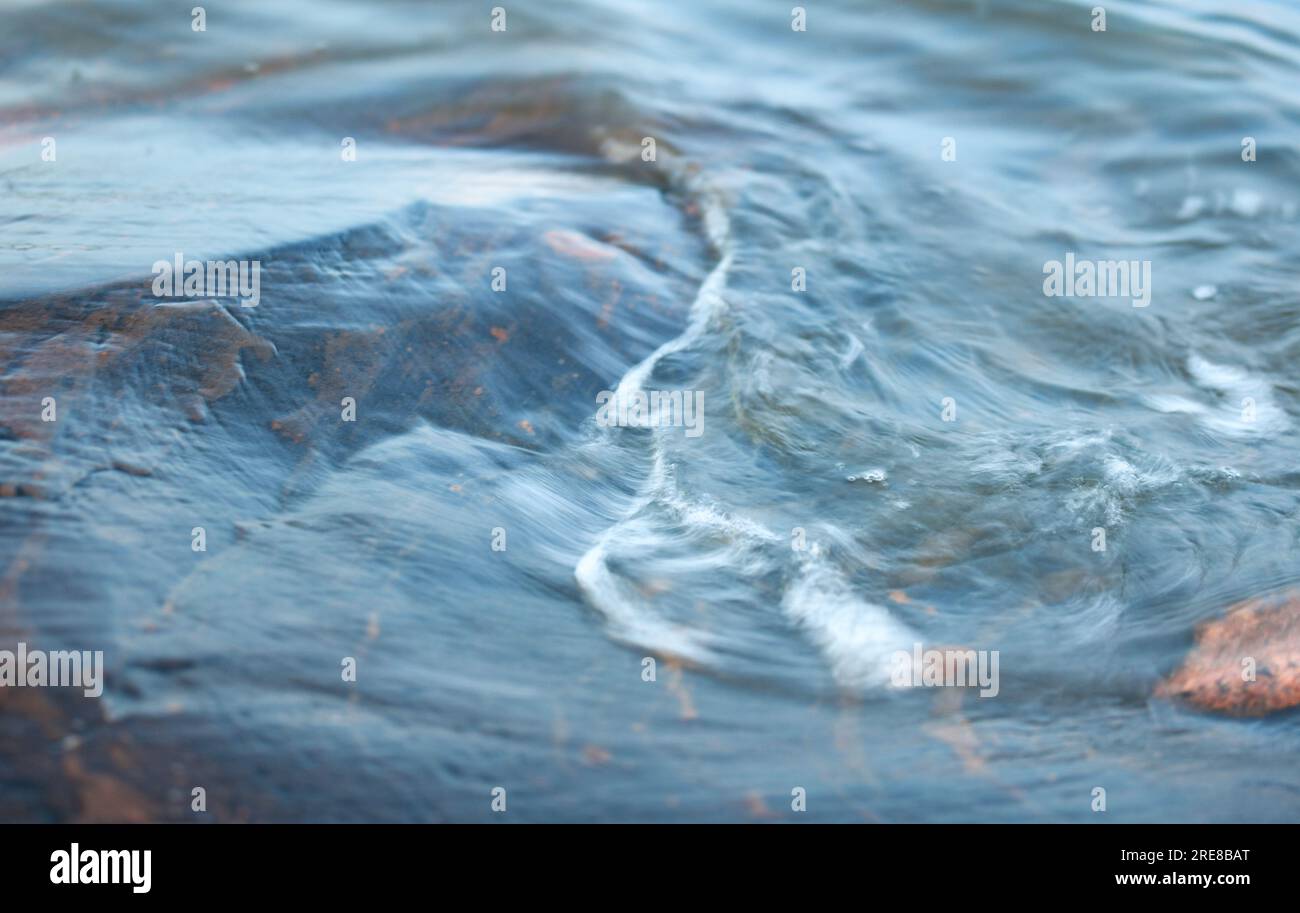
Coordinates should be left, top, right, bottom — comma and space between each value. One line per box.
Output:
1157, 589, 1300, 716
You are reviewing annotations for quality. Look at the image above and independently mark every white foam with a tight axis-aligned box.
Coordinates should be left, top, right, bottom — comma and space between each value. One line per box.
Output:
575, 153, 736, 653
781, 554, 919, 691
1174, 189, 1267, 221
840, 333, 864, 370
1187, 353, 1287, 438
1142, 356, 1287, 439
1176, 195, 1205, 220
1230, 189, 1263, 218
574, 538, 715, 664
1143, 392, 1209, 418
574, 155, 914, 691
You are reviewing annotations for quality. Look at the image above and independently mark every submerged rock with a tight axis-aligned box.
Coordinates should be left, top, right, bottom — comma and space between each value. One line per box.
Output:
1157, 590, 1300, 716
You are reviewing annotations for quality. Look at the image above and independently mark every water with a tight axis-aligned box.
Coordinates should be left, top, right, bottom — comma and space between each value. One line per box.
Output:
2, 0, 1300, 822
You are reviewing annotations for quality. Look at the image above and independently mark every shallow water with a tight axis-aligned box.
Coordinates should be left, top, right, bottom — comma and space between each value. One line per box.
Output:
3, 0, 1300, 822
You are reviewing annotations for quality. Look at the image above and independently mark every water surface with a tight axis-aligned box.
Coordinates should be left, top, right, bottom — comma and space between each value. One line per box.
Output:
3, 0, 1300, 822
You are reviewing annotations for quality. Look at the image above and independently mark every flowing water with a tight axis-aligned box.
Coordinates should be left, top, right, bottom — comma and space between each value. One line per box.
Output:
2, 0, 1300, 822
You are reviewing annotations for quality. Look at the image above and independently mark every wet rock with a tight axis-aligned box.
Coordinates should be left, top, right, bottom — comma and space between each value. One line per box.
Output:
1157, 590, 1300, 716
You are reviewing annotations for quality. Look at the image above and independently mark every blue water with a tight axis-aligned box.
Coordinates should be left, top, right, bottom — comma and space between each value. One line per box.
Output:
2, 0, 1300, 822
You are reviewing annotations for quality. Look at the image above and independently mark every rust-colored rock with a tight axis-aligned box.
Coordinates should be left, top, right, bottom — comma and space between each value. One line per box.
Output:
1157, 590, 1300, 716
